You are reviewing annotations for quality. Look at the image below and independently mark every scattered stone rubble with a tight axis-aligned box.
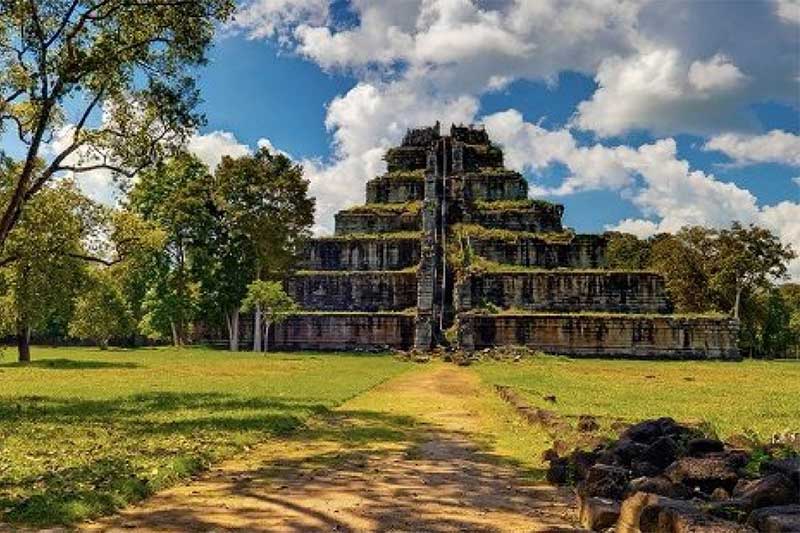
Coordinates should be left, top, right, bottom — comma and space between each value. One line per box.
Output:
545, 418, 800, 532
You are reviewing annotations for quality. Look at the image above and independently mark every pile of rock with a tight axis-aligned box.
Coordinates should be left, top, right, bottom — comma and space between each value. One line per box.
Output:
545, 418, 800, 532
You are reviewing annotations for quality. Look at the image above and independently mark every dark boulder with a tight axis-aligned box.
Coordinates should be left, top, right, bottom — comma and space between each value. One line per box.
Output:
654, 504, 757, 532
624, 419, 665, 444
761, 458, 800, 494
735, 474, 797, 510
643, 435, 680, 469
613, 439, 649, 466
747, 505, 800, 532
665, 456, 740, 494
546, 457, 570, 485
579, 464, 630, 500
688, 438, 726, 457
629, 476, 691, 499
632, 460, 663, 478
570, 449, 599, 482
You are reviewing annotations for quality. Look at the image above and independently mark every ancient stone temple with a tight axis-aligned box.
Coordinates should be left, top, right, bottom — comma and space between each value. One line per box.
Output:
273, 123, 740, 359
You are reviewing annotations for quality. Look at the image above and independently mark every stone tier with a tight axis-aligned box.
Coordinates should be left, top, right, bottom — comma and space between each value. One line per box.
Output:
463, 202, 564, 233
452, 171, 528, 202
366, 173, 425, 203
299, 235, 421, 271
457, 313, 740, 360
456, 271, 672, 314
272, 312, 415, 350
334, 207, 421, 235
469, 234, 608, 269
286, 271, 417, 312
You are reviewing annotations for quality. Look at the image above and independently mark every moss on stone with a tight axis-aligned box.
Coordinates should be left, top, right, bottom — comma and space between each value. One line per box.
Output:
315, 231, 423, 242
340, 201, 422, 215
452, 223, 575, 244
473, 199, 560, 212
381, 169, 425, 181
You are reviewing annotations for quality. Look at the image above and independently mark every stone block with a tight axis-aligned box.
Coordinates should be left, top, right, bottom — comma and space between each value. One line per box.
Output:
271, 313, 415, 350
286, 271, 417, 312
299, 237, 421, 271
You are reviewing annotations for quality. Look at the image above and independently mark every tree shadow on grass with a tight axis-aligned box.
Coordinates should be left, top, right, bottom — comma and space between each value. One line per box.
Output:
85, 408, 570, 532
0, 358, 140, 370
0, 391, 568, 531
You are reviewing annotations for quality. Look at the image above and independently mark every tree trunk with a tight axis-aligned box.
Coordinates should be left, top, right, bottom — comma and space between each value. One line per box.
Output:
99, 338, 109, 351
17, 322, 31, 363
226, 308, 240, 352
734, 284, 743, 320
253, 303, 262, 352
170, 321, 179, 347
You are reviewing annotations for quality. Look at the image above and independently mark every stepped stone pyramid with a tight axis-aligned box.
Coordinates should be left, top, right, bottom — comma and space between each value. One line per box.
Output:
272, 123, 740, 359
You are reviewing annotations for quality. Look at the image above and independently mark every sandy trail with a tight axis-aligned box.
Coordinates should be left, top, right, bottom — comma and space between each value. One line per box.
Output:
82, 365, 582, 532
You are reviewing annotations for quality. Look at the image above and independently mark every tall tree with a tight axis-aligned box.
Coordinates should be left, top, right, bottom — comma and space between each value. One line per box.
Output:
214, 148, 314, 352
0, 180, 91, 361
0, 0, 234, 252
68, 268, 133, 349
605, 232, 651, 270
129, 152, 215, 345
649, 228, 715, 313
709, 222, 795, 319
240, 280, 297, 353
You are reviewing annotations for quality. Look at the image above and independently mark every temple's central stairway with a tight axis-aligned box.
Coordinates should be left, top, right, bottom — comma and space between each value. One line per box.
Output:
274, 123, 739, 359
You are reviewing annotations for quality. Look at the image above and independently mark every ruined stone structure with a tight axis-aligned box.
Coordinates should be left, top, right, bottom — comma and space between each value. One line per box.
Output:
275, 123, 740, 359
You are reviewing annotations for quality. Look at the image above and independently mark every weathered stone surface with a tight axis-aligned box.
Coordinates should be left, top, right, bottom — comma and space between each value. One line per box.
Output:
735, 474, 797, 510
458, 313, 741, 360
629, 476, 691, 499
579, 495, 621, 531
334, 210, 421, 235
272, 313, 415, 350
455, 271, 672, 314
642, 436, 680, 470
300, 237, 421, 271
747, 505, 800, 532
761, 458, 800, 493
469, 233, 609, 269
286, 271, 417, 312
655, 505, 756, 532
365, 174, 425, 203
665, 456, 741, 494
465, 203, 564, 233
455, 171, 527, 201
580, 464, 630, 500
617, 492, 688, 533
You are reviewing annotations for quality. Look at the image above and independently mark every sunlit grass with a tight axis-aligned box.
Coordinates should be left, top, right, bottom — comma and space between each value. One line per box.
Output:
0, 346, 410, 526
474, 356, 800, 441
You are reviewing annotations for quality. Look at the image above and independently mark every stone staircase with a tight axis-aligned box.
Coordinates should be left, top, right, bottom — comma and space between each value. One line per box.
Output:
273, 123, 739, 359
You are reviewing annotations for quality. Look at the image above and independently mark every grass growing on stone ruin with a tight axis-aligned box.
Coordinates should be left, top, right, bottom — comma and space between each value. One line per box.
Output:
473, 199, 560, 212
0, 346, 410, 527
474, 356, 800, 442
340, 201, 422, 215
453, 223, 576, 244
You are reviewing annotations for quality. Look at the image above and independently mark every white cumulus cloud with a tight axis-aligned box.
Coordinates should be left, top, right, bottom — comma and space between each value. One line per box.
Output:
704, 130, 800, 166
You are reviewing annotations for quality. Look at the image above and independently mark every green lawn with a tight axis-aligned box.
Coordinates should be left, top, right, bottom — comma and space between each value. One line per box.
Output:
0, 346, 410, 526
474, 356, 800, 441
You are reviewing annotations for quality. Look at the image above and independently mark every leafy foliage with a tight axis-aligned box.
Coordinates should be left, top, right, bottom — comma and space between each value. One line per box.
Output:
68, 269, 133, 349
0, 0, 235, 248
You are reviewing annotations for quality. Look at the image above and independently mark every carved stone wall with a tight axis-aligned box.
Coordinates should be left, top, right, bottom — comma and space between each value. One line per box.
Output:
272, 313, 415, 350
458, 313, 740, 360
334, 211, 421, 235
470, 234, 608, 269
456, 271, 672, 314
300, 238, 421, 271
366, 176, 425, 203
465, 205, 564, 233
454, 172, 528, 202
286, 271, 417, 311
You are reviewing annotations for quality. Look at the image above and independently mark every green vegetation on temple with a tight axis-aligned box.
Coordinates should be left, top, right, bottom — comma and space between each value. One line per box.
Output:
339, 201, 422, 215
378, 169, 426, 181
473, 199, 561, 212
462, 308, 729, 320
294, 266, 419, 276
315, 230, 423, 241
452, 223, 576, 244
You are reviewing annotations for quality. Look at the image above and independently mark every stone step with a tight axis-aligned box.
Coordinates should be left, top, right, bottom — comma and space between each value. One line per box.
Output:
457, 312, 740, 360
287, 270, 417, 312
463, 200, 564, 233
334, 204, 421, 235
456, 270, 672, 314
271, 312, 416, 351
366, 172, 425, 203
468, 233, 608, 269
299, 234, 422, 271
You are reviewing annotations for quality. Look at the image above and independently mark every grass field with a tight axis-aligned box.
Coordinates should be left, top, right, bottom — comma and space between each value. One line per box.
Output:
0, 346, 410, 526
474, 356, 800, 441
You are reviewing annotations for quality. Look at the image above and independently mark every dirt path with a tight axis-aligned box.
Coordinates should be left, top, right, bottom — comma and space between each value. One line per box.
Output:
82, 364, 582, 532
